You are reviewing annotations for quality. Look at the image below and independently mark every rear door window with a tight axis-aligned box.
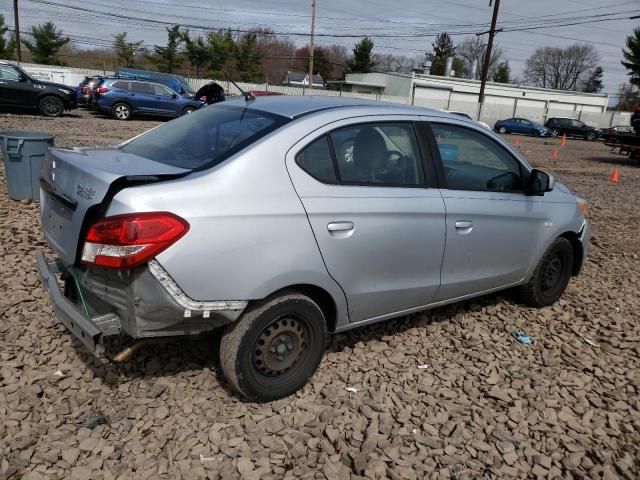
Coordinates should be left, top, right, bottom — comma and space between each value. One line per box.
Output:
120, 104, 289, 170
130, 81, 153, 94
111, 81, 129, 90
296, 136, 337, 183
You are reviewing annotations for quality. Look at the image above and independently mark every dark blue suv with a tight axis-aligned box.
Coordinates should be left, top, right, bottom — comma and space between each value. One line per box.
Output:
94, 78, 204, 120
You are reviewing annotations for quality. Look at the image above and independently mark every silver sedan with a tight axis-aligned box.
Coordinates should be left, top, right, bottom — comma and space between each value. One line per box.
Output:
37, 96, 590, 400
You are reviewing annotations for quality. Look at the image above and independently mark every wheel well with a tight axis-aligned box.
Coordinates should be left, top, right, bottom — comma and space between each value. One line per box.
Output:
37, 93, 64, 105
268, 284, 337, 333
560, 231, 583, 276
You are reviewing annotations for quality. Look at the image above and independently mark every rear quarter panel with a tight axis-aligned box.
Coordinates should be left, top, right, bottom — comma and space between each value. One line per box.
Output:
106, 124, 349, 321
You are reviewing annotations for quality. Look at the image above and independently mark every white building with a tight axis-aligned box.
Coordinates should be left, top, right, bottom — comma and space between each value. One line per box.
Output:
336, 72, 609, 126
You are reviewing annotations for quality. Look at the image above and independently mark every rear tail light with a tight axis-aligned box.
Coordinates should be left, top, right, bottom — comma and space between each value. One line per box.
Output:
81, 212, 189, 269
95, 87, 109, 94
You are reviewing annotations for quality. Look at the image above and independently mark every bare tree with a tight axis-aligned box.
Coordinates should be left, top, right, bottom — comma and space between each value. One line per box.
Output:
524, 43, 599, 90
374, 53, 420, 73
456, 36, 504, 80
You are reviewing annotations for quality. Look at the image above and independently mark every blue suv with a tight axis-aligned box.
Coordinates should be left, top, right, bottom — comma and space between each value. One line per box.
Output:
94, 78, 204, 120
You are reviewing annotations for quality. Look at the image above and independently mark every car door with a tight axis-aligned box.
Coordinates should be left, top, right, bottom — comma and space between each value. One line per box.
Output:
286, 118, 446, 323
128, 81, 156, 114
151, 83, 180, 115
424, 121, 549, 301
0, 65, 36, 108
510, 119, 525, 134
519, 119, 534, 135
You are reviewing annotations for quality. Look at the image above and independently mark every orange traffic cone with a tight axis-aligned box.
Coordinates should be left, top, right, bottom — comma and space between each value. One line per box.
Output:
610, 168, 619, 183
551, 147, 558, 158
514, 137, 520, 146
560, 133, 567, 146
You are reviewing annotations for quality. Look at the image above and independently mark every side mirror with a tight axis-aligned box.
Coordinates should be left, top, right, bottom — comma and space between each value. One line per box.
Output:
18, 74, 29, 82
526, 169, 555, 196
172, 93, 178, 98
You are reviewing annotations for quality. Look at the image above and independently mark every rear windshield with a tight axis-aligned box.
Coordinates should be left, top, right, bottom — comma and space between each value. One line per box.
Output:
120, 104, 290, 170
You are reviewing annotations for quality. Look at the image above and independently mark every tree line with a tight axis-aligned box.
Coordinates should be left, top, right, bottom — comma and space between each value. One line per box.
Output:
1, 15, 639, 105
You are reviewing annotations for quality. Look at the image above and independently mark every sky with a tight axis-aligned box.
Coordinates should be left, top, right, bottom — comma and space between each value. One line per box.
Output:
2, 0, 639, 97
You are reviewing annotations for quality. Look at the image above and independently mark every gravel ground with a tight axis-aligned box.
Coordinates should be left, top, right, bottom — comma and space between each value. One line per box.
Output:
1, 110, 639, 480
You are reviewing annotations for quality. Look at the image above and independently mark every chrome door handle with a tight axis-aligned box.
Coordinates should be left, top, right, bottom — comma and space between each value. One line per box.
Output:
0, 81, 6, 84
455, 220, 473, 234
328, 221, 354, 232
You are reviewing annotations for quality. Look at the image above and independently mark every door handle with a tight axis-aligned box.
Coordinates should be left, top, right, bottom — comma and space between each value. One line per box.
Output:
328, 221, 354, 232
0, 81, 6, 84
455, 220, 473, 234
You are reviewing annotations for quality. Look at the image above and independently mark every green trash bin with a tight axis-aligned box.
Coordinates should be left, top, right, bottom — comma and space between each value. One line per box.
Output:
0, 131, 55, 201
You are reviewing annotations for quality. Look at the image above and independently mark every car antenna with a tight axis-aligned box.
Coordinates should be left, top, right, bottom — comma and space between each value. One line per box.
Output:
226, 74, 255, 103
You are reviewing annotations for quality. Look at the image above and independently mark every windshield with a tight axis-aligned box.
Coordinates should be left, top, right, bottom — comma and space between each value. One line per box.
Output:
120, 104, 290, 170
176, 75, 195, 94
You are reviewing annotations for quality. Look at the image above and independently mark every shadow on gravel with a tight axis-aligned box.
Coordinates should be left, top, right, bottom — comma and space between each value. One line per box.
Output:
0, 108, 82, 118
72, 290, 514, 400
585, 155, 640, 167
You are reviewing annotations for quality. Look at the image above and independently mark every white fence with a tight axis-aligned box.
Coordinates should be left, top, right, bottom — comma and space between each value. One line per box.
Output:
6, 60, 633, 129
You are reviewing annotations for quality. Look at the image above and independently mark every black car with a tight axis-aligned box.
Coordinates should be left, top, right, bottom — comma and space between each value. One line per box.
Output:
544, 117, 600, 141
77, 75, 103, 107
0, 62, 77, 117
601, 125, 634, 144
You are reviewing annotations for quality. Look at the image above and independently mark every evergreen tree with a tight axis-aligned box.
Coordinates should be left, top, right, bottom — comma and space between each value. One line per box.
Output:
181, 31, 211, 78
492, 61, 511, 83
582, 66, 603, 93
207, 29, 235, 78
22, 21, 69, 65
0, 15, 16, 60
426, 33, 455, 76
149, 25, 183, 73
235, 32, 262, 82
622, 27, 640, 87
348, 37, 375, 74
113, 32, 143, 68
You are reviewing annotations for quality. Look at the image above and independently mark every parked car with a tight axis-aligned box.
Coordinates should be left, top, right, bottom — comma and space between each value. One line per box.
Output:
445, 110, 491, 129
0, 62, 77, 117
545, 117, 600, 140
114, 67, 195, 96
77, 76, 103, 107
93, 78, 205, 120
37, 98, 590, 400
494, 117, 551, 137
600, 125, 634, 143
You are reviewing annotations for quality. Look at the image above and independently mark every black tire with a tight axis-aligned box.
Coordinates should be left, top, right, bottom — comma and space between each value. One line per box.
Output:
182, 106, 196, 115
533, 130, 541, 137
38, 95, 64, 117
585, 132, 596, 141
518, 237, 574, 308
220, 292, 327, 400
112, 102, 131, 120
498, 126, 508, 134
550, 128, 560, 137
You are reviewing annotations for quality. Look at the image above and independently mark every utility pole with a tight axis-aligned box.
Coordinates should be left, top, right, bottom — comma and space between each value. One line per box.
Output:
13, 0, 22, 62
308, 0, 316, 94
477, 0, 501, 103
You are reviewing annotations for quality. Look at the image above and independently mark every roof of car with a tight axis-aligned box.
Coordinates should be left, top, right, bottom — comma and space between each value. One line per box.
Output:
227, 95, 441, 119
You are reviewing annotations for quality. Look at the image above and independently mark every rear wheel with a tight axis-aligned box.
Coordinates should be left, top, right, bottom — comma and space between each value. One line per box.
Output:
518, 237, 573, 307
38, 95, 64, 117
220, 292, 327, 400
112, 102, 131, 120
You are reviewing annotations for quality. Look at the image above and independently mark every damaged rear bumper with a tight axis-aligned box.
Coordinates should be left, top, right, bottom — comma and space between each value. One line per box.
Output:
36, 250, 247, 352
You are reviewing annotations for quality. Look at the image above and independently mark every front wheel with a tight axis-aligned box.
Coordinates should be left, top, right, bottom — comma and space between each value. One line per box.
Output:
533, 130, 541, 137
220, 292, 327, 400
550, 129, 560, 137
498, 126, 507, 134
518, 237, 574, 307
182, 106, 196, 115
585, 132, 597, 141
112, 102, 131, 120
38, 95, 64, 117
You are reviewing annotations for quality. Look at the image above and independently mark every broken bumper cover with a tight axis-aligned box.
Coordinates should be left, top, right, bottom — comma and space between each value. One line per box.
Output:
36, 250, 113, 351
36, 250, 248, 353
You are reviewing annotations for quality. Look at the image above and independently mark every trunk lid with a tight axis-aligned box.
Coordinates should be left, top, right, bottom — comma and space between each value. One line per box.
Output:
40, 147, 189, 265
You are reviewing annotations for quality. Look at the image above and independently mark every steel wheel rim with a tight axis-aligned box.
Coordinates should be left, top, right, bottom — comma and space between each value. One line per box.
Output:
115, 105, 129, 119
541, 252, 564, 292
42, 97, 61, 115
253, 316, 306, 377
